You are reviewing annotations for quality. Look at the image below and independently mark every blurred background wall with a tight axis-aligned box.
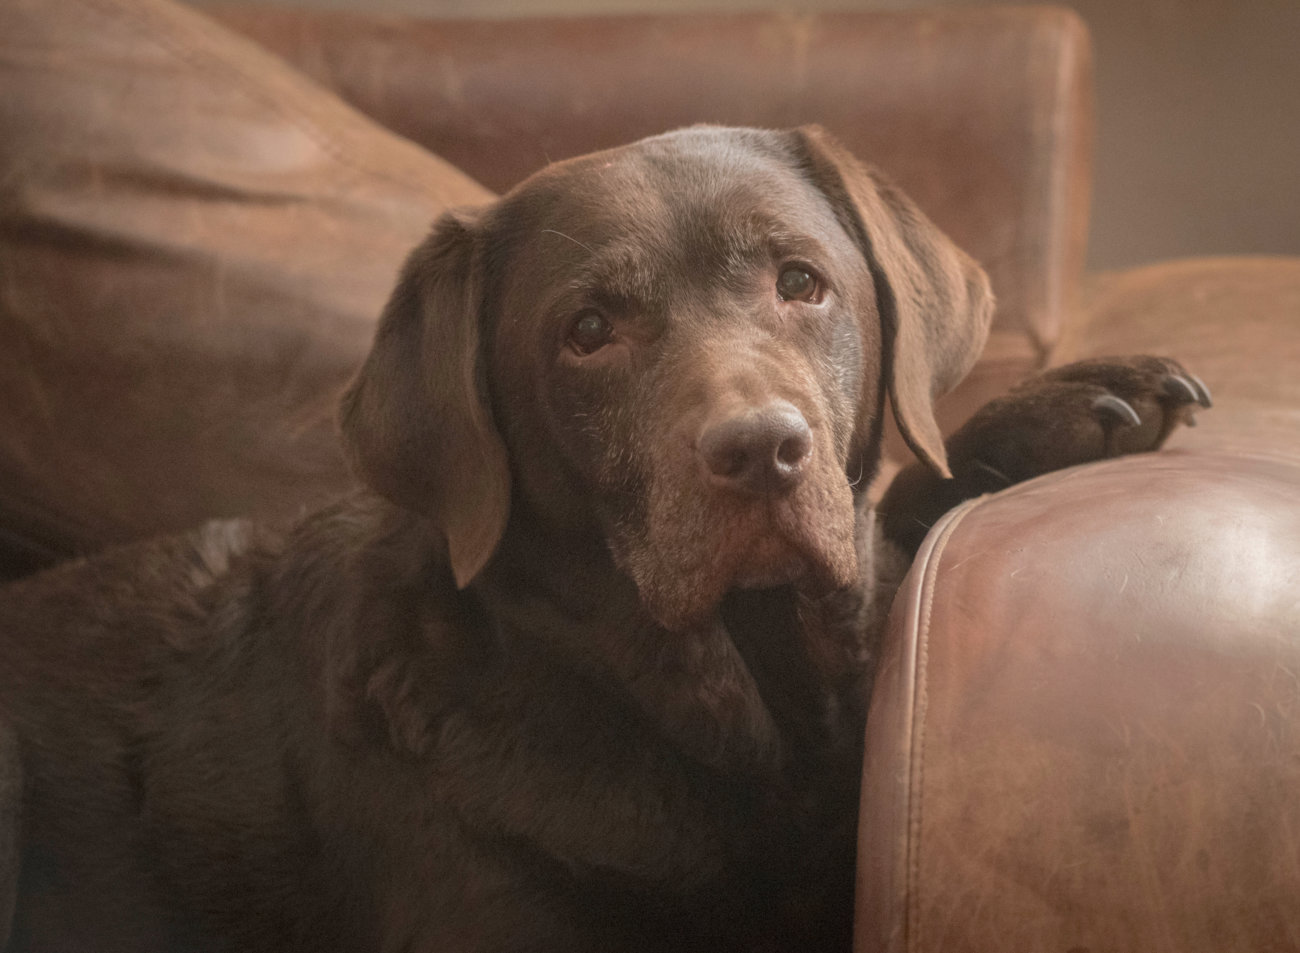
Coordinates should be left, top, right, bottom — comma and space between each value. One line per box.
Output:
188, 0, 1300, 272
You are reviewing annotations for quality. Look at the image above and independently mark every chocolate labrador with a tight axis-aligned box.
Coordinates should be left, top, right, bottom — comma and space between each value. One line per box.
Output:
0, 126, 1208, 952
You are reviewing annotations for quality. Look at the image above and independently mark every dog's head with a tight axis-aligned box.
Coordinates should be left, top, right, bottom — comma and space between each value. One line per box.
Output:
340, 126, 991, 629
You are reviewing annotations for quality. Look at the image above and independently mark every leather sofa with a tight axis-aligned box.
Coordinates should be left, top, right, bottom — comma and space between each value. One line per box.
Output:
1, 0, 1297, 949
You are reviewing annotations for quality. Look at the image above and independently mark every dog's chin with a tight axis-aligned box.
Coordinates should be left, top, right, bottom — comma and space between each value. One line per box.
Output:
730, 555, 809, 591
724, 528, 824, 591
619, 502, 859, 633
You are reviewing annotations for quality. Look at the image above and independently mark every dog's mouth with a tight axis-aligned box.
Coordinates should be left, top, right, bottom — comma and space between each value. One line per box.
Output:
731, 551, 810, 590
726, 504, 827, 590
615, 482, 859, 632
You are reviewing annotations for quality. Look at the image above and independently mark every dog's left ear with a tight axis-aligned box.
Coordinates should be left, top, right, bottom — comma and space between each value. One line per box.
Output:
339, 210, 511, 587
789, 125, 994, 478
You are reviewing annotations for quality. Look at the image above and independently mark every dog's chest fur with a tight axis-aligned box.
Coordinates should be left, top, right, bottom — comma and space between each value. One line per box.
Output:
2, 497, 873, 951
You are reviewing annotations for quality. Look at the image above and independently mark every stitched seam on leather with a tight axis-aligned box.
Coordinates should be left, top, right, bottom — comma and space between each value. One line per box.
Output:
905, 497, 982, 953
67, 0, 453, 199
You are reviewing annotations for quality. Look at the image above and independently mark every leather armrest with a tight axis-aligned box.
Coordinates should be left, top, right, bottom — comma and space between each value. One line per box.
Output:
858, 449, 1300, 952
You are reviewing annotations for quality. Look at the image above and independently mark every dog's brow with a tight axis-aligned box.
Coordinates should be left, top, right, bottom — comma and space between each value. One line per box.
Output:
726, 225, 833, 271
703, 201, 835, 263
768, 231, 831, 261
563, 245, 665, 303
539, 229, 657, 302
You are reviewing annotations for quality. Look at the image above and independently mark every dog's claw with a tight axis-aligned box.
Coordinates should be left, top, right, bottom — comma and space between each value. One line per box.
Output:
1092, 394, 1141, 427
1162, 375, 1200, 405
1160, 372, 1210, 434
1161, 370, 1212, 409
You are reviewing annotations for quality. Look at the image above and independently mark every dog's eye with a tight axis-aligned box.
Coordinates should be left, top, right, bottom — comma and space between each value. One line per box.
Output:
568, 310, 614, 355
776, 265, 820, 303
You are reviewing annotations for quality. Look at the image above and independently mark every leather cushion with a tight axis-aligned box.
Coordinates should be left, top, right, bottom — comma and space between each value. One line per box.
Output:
0, 0, 491, 575
1057, 256, 1300, 457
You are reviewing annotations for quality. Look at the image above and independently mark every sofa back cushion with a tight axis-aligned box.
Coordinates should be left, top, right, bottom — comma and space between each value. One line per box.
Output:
0, 0, 491, 575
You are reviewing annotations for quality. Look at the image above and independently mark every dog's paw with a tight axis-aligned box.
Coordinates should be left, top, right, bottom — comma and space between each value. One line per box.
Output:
946, 355, 1212, 487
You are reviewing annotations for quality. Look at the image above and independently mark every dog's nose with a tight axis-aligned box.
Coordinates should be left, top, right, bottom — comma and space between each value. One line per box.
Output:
698, 402, 813, 495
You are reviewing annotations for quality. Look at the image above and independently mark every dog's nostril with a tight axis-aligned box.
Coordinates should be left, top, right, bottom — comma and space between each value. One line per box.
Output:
777, 430, 812, 468
699, 403, 813, 495
715, 447, 749, 480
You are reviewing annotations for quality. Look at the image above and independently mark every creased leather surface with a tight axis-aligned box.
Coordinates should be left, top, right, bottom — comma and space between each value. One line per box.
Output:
1060, 256, 1300, 457
0, 0, 491, 573
859, 449, 1300, 952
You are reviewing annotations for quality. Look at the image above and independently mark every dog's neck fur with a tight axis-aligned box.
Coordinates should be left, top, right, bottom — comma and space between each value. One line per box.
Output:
474, 508, 787, 777
305, 486, 880, 811
471, 501, 878, 783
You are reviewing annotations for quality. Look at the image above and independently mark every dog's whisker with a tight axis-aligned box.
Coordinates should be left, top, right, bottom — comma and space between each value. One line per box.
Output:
541, 228, 596, 256
847, 454, 866, 488
972, 458, 1013, 487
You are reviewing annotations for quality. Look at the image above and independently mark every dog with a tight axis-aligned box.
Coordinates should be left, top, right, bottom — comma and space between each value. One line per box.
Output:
0, 125, 1208, 952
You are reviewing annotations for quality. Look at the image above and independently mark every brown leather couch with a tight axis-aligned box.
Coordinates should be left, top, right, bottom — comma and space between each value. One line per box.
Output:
2, 0, 1297, 949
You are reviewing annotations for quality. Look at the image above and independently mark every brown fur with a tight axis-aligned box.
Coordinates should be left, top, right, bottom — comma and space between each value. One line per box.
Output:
0, 126, 1199, 952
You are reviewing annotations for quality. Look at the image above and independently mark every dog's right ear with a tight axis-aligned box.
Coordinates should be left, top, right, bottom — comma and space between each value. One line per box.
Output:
339, 210, 510, 588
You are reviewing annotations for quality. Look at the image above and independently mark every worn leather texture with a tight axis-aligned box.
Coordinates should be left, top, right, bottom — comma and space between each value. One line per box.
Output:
1058, 256, 1300, 455
0, 0, 491, 575
859, 449, 1300, 952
